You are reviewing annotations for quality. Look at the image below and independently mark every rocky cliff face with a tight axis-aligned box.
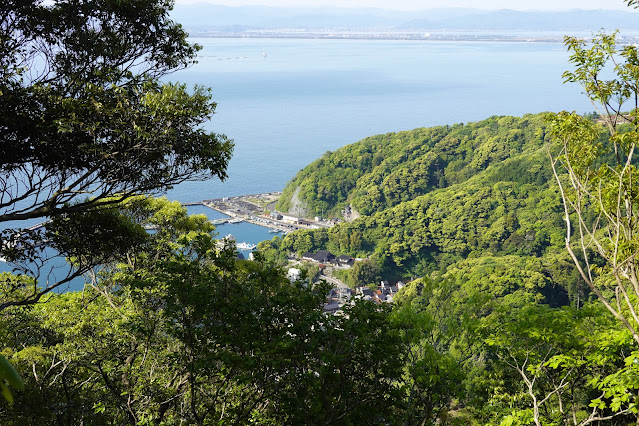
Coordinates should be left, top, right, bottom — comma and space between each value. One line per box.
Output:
287, 186, 312, 218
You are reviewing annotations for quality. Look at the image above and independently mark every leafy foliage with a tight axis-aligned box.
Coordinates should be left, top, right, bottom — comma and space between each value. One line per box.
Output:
273, 114, 584, 308
0, 199, 404, 425
549, 31, 639, 347
5, 2, 639, 424
0, 0, 233, 305
278, 114, 551, 217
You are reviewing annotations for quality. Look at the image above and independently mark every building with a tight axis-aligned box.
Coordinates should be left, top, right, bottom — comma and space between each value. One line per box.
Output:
337, 255, 354, 266
313, 250, 336, 264
281, 214, 301, 224
287, 268, 301, 282
302, 250, 337, 264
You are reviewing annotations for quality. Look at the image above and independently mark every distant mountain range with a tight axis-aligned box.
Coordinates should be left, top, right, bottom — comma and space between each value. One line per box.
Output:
170, 5, 639, 33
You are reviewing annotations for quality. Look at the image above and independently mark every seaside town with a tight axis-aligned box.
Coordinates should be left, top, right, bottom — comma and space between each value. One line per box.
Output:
191, 192, 405, 313
190, 30, 639, 44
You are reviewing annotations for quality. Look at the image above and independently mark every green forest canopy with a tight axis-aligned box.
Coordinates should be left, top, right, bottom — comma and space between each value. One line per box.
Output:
3, 0, 639, 424
267, 113, 587, 306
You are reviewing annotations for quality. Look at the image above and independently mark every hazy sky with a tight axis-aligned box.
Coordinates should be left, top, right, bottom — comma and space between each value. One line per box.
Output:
174, 0, 636, 11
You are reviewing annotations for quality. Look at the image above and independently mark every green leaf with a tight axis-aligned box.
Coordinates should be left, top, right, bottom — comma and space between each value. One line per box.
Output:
0, 355, 23, 391
0, 383, 13, 405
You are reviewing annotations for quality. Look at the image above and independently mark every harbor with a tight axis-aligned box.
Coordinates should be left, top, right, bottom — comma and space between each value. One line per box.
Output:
187, 191, 334, 235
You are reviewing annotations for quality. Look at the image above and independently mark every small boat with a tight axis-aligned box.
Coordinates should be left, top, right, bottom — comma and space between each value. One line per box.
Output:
236, 242, 256, 250
229, 218, 243, 224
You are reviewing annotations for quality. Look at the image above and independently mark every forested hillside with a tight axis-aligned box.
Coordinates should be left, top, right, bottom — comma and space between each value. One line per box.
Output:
270, 113, 583, 306
4, 0, 639, 424
257, 97, 639, 423
277, 114, 552, 218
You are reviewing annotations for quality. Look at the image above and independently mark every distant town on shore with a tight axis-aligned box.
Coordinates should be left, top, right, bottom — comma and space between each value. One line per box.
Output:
189, 30, 639, 43
171, 4, 639, 43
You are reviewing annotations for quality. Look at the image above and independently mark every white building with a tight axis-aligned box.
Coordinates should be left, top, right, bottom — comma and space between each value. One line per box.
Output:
287, 268, 301, 282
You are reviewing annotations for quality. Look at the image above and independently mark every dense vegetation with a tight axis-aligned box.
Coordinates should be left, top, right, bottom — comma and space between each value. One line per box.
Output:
2, 199, 635, 425
260, 25, 639, 423
277, 114, 552, 218
269, 114, 581, 306
0, 0, 233, 307
262, 103, 639, 423
2, 0, 639, 424
0, 199, 405, 424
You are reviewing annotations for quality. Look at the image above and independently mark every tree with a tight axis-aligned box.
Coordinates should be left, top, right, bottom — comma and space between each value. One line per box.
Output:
483, 303, 637, 426
0, 199, 404, 424
348, 258, 381, 288
548, 31, 639, 345
546, 3, 639, 417
391, 278, 478, 425
0, 0, 233, 306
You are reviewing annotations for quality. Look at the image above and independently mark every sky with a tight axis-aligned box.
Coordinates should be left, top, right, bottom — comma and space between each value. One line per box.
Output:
173, 0, 636, 11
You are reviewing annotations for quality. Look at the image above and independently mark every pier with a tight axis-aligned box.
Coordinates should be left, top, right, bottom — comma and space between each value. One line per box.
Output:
8, 192, 322, 236
184, 191, 333, 234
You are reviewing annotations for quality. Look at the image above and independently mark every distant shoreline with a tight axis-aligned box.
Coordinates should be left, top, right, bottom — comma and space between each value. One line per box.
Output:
187, 31, 639, 44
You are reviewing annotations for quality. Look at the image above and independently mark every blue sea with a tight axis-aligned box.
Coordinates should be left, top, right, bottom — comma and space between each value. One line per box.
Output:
167, 38, 592, 247
1, 38, 595, 285
167, 38, 591, 202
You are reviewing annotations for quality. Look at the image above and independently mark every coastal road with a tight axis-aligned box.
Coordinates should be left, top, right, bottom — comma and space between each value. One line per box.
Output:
320, 273, 349, 291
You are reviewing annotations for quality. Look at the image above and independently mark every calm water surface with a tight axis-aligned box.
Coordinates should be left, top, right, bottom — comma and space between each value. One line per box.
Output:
1, 38, 595, 283
166, 38, 592, 202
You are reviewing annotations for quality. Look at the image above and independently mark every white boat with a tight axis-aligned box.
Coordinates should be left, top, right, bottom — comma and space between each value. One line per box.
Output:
236, 242, 256, 250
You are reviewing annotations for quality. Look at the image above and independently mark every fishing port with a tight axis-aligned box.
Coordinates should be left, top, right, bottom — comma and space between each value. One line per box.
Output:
185, 191, 334, 235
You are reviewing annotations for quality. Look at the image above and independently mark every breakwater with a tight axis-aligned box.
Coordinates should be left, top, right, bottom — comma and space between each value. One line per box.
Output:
186, 192, 332, 234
